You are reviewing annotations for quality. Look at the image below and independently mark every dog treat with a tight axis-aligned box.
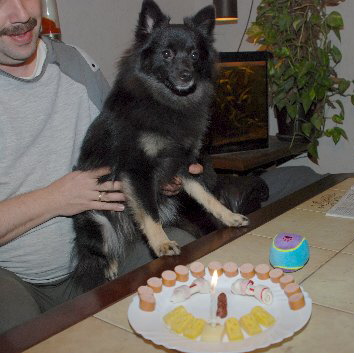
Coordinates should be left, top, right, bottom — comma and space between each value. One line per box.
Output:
139, 293, 156, 312
231, 278, 273, 305
183, 317, 206, 340
231, 278, 254, 295
170, 285, 190, 303
190, 261, 205, 278
223, 261, 238, 277
225, 317, 244, 341
239, 313, 262, 336
255, 263, 271, 280
289, 292, 306, 310
252, 285, 273, 305
279, 274, 295, 289
216, 292, 228, 318
192, 278, 211, 293
137, 285, 154, 297
284, 282, 302, 298
208, 261, 223, 276
251, 306, 276, 327
174, 265, 189, 282
170, 278, 211, 303
240, 263, 255, 279
269, 268, 284, 283
162, 270, 177, 287
163, 306, 188, 327
147, 277, 162, 293
201, 323, 224, 342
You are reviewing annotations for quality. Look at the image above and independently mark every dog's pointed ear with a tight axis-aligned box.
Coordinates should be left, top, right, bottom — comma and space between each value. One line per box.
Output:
135, 0, 170, 43
185, 5, 215, 38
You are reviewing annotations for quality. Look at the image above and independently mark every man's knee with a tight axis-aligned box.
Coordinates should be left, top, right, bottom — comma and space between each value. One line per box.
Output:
0, 268, 40, 334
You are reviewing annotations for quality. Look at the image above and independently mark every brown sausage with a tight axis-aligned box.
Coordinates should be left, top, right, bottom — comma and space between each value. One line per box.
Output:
216, 292, 228, 318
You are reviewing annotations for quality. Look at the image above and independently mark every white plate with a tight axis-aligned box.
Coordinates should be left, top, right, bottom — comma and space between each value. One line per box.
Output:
128, 271, 312, 353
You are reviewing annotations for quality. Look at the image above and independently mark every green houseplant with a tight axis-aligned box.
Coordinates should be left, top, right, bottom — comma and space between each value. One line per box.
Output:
246, 0, 354, 163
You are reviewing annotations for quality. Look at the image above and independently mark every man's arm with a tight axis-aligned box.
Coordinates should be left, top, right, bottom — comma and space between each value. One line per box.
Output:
0, 167, 125, 246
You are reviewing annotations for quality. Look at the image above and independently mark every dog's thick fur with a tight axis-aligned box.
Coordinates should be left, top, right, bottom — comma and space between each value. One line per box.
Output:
73, 0, 248, 289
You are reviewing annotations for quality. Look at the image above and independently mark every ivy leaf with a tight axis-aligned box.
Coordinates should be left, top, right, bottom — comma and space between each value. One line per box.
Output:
298, 61, 313, 78
302, 122, 312, 137
326, 11, 344, 29
335, 99, 345, 115
280, 77, 295, 93
307, 142, 319, 164
246, 24, 263, 39
327, 127, 347, 144
279, 14, 292, 31
340, 128, 348, 140
338, 79, 350, 94
314, 85, 327, 100
333, 28, 341, 41
287, 104, 298, 119
301, 92, 313, 114
330, 45, 342, 64
351, 95, 354, 105
332, 114, 344, 124
311, 113, 324, 130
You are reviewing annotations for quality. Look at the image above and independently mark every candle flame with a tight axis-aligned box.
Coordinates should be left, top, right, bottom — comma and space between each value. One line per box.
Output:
211, 269, 218, 291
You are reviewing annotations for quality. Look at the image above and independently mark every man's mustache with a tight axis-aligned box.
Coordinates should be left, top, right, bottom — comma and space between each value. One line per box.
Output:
0, 18, 37, 37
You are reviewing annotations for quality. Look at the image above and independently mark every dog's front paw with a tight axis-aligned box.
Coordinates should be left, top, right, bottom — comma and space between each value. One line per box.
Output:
157, 241, 181, 256
223, 212, 249, 228
104, 260, 119, 281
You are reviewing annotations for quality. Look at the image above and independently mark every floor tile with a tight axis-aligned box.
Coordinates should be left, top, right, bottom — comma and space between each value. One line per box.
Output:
252, 304, 354, 353
95, 295, 134, 332
331, 178, 354, 191
296, 188, 345, 213
342, 239, 354, 255
301, 252, 354, 313
251, 208, 354, 251
25, 317, 175, 353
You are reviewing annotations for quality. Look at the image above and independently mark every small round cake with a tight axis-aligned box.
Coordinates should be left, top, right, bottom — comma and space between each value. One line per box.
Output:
269, 233, 310, 272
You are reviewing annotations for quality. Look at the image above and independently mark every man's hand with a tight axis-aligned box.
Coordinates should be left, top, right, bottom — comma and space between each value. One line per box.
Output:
161, 163, 204, 196
0, 167, 126, 244
47, 167, 126, 216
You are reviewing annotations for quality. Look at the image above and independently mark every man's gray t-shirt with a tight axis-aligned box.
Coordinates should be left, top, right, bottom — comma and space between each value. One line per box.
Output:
0, 37, 110, 283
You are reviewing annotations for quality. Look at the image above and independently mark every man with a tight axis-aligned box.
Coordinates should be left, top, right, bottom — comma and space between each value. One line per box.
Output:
0, 0, 199, 334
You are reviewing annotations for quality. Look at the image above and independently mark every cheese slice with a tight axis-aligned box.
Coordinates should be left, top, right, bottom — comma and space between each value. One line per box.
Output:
251, 306, 276, 327
239, 313, 262, 336
225, 317, 244, 341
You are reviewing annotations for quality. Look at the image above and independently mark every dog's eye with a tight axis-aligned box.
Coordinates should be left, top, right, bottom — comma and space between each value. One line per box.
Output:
162, 50, 173, 59
191, 51, 199, 61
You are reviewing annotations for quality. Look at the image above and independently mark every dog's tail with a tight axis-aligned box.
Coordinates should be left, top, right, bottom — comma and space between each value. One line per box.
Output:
72, 212, 109, 291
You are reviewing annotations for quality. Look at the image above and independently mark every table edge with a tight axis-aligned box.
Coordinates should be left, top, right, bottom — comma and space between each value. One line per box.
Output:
1, 173, 352, 353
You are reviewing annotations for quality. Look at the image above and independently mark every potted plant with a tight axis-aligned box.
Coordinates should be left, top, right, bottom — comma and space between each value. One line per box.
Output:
246, 0, 354, 163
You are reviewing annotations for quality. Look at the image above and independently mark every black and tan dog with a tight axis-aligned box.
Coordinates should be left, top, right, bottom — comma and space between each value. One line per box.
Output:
73, 0, 248, 289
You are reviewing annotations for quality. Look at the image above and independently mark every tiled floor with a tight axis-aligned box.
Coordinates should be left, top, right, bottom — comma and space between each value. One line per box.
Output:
26, 179, 354, 353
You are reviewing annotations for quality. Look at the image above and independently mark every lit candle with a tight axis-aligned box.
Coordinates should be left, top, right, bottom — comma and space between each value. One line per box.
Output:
209, 269, 218, 327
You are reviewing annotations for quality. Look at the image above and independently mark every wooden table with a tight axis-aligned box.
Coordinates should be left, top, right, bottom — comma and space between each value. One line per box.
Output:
210, 136, 308, 173
1, 173, 354, 353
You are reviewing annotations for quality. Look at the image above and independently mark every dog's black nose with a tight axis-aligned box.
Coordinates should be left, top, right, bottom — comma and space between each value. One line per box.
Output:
179, 70, 193, 82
